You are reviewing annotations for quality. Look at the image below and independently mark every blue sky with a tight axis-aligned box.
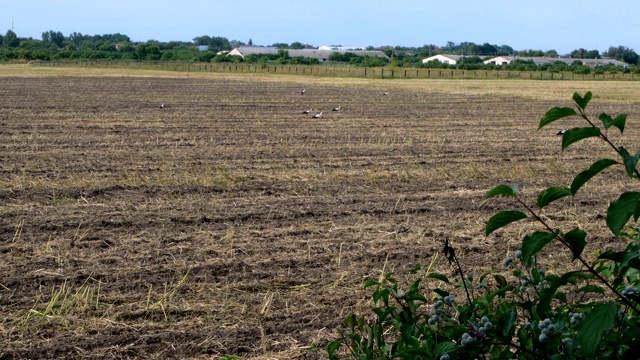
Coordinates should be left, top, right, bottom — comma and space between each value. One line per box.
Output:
3, 0, 638, 55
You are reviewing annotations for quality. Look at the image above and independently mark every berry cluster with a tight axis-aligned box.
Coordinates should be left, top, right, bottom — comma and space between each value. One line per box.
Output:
502, 250, 523, 267
428, 299, 445, 326
537, 318, 556, 342
568, 312, 583, 325
621, 285, 639, 298
460, 317, 493, 346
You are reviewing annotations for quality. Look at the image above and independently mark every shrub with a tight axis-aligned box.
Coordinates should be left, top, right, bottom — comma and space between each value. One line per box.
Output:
328, 91, 640, 359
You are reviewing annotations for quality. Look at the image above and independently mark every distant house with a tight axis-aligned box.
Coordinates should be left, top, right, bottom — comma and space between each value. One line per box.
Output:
197, 45, 209, 51
483, 56, 628, 68
318, 45, 364, 51
227, 46, 279, 58
227, 46, 389, 62
421, 54, 463, 65
483, 56, 512, 66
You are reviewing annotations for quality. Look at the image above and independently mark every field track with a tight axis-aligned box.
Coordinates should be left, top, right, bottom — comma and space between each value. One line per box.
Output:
1, 65, 640, 359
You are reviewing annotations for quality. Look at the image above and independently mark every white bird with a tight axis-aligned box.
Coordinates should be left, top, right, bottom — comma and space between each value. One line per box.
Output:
383, 92, 390, 96
303, 107, 313, 114
332, 106, 341, 112
312, 111, 322, 119
159, 103, 165, 109
557, 129, 568, 136
301, 88, 306, 95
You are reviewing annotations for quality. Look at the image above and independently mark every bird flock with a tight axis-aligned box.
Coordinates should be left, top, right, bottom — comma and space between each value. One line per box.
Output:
155, 87, 362, 120
298, 87, 365, 119
155, 86, 565, 138
300, 87, 336, 119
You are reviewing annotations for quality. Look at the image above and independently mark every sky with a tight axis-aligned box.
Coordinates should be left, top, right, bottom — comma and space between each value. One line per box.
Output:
3, 0, 639, 55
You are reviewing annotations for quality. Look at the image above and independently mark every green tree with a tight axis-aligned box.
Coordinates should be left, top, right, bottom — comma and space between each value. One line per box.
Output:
229, 39, 243, 49
4, 29, 19, 48
570, 48, 600, 59
277, 48, 290, 60
134, 43, 161, 60
270, 42, 288, 48
290, 41, 305, 49
193, 35, 211, 46
42, 30, 64, 47
478, 42, 498, 55
545, 49, 559, 58
496, 44, 514, 56
517, 49, 544, 57
603, 45, 639, 65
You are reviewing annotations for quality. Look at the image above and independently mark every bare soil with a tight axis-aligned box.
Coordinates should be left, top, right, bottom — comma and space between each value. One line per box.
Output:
1, 71, 639, 359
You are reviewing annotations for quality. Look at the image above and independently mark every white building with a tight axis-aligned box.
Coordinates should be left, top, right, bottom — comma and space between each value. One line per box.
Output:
421, 54, 463, 65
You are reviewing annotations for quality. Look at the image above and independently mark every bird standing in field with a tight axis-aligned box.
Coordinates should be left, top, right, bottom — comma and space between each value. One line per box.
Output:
301, 88, 306, 95
557, 129, 568, 136
383, 92, 390, 96
312, 111, 322, 119
303, 107, 313, 114
332, 106, 341, 112
159, 103, 165, 109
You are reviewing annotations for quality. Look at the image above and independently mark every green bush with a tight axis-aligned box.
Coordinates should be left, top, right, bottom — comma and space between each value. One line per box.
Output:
328, 91, 640, 359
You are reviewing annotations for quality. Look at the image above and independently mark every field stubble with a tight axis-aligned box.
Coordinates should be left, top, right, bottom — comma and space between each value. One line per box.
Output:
1, 66, 639, 359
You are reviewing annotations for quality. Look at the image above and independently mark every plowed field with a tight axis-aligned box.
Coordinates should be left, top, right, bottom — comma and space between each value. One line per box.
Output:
1, 66, 639, 359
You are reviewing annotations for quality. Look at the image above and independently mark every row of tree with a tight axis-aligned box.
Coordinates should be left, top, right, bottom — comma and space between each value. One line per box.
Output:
1, 29, 638, 69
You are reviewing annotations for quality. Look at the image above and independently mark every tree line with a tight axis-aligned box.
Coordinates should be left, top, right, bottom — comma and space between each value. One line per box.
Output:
1, 29, 639, 73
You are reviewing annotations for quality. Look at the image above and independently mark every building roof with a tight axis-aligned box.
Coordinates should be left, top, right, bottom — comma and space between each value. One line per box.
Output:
421, 54, 464, 64
228, 46, 389, 60
484, 56, 629, 68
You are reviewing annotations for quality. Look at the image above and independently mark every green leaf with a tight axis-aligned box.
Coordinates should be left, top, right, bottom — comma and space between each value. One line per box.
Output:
599, 113, 614, 129
485, 184, 518, 199
611, 114, 627, 133
573, 91, 592, 110
494, 274, 507, 288
363, 280, 380, 289
434, 342, 457, 357
619, 146, 640, 177
564, 228, 587, 260
598, 249, 626, 262
571, 158, 618, 195
486, 211, 528, 236
618, 245, 640, 274
602, 113, 628, 134
327, 341, 341, 360
537, 271, 586, 317
427, 272, 450, 284
576, 303, 618, 357
537, 187, 572, 209
521, 231, 556, 267
607, 191, 640, 236
433, 288, 449, 297
488, 285, 515, 300
539, 107, 577, 129
561, 127, 601, 150
499, 308, 517, 338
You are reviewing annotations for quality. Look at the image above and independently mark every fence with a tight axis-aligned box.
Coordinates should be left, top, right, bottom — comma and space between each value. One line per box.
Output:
32, 60, 639, 81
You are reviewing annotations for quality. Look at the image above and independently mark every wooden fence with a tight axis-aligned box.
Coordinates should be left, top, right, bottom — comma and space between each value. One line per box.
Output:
32, 60, 639, 81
